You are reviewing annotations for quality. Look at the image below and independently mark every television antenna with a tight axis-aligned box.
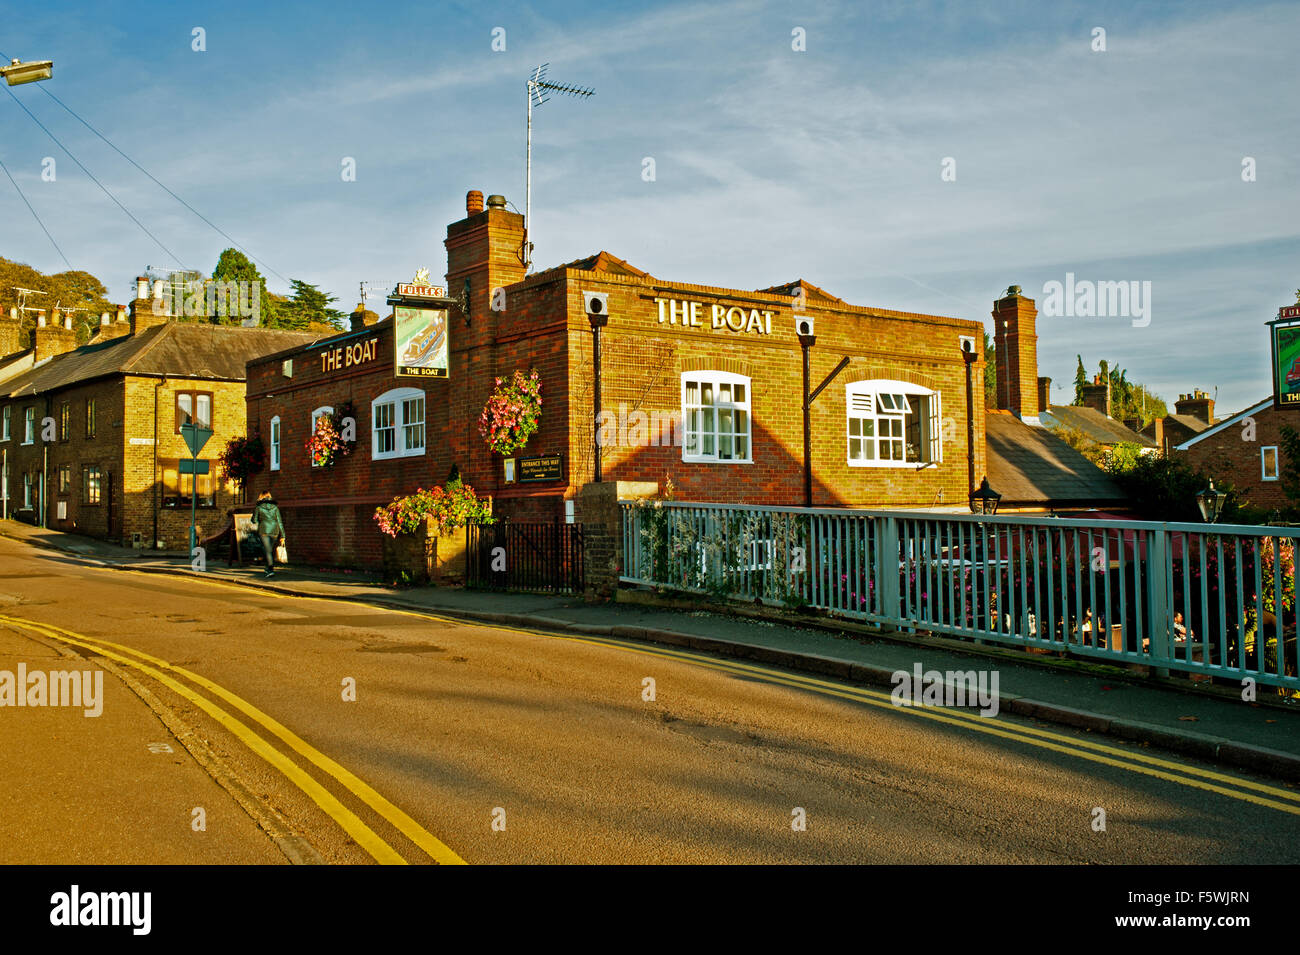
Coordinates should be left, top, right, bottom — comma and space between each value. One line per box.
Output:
359, 280, 396, 307
525, 63, 594, 270
11, 286, 46, 317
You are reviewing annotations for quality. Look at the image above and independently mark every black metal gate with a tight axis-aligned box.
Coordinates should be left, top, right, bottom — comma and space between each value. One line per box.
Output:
466, 522, 584, 593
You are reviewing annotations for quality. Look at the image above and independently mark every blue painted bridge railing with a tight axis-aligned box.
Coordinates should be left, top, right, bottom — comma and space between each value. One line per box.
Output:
619, 500, 1300, 693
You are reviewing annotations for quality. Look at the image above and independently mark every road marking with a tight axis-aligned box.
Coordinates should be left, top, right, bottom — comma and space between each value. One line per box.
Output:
48, 566, 1300, 816
0, 614, 464, 865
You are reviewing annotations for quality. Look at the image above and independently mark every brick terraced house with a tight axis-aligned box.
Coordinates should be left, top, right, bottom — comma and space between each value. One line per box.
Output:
247, 189, 1002, 570
0, 297, 315, 546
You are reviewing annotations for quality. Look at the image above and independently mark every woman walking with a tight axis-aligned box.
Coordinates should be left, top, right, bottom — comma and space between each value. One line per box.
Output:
250, 491, 285, 578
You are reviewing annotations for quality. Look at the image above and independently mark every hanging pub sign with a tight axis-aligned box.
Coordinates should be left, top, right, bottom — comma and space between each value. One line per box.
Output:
1270, 305, 1300, 408
389, 268, 454, 379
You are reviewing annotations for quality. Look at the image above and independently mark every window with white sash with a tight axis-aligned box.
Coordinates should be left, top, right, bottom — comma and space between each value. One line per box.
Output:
270, 416, 281, 471
845, 380, 942, 466
371, 388, 426, 460
681, 371, 752, 463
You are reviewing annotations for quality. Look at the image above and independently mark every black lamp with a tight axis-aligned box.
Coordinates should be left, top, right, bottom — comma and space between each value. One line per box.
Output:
969, 476, 1001, 515
1196, 479, 1225, 524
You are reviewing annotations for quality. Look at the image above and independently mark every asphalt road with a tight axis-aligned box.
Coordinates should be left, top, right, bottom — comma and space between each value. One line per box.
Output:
1, 535, 1298, 864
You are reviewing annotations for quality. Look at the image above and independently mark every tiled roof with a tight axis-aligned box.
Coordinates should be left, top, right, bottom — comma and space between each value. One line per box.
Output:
986, 412, 1128, 506
550, 251, 651, 278
1040, 405, 1156, 448
757, 279, 846, 304
0, 322, 321, 397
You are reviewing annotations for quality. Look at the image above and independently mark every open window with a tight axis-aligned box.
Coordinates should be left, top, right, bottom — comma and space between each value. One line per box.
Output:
846, 380, 942, 467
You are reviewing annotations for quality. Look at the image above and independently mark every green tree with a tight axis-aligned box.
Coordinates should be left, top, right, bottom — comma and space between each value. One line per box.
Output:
212, 248, 276, 325
1277, 424, 1300, 507
279, 279, 345, 330
1073, 355, 1087, 405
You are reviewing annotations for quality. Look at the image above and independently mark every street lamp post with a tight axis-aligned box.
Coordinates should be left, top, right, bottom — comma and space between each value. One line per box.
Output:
969, 476, 1002, 515
0, 58, 54, 86
962, 341, 977, 501
1196, 479, 1225, 524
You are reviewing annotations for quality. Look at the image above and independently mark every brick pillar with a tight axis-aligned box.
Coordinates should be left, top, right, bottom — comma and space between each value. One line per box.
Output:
574, 480, 658, 601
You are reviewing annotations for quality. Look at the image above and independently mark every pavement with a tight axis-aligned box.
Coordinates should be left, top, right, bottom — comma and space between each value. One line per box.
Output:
4, 518, 1300, 783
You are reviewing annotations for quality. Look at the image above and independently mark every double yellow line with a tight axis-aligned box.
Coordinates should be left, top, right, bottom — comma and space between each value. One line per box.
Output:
549, 631, 1300, 817
0, 613, 465, 865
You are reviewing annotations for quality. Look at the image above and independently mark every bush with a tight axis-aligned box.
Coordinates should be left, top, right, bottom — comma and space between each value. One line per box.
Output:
374, 478, 494, 537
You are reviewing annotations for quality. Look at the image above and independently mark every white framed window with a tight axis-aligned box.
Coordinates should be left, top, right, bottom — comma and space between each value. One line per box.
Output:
1262, 445, 1279, 481
846, 380, 942, 467
681, 371, 752, 463
23, 407, 35, 445
371, 388, 426, 460
269, 416, 281, 471
1, 406, 9, 441
309, 406, 333, 468
23, 472, 32, 508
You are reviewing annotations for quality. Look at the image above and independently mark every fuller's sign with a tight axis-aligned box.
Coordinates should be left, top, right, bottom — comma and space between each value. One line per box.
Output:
389, 269, 453, 380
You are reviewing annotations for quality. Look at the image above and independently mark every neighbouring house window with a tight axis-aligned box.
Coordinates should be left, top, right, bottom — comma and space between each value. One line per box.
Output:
1, 406, 9, 441
1262, 446, 1280, 481
60, 402, 69, 441
82, 466, 102, 505
681, 371, 752, 463
371, 389, 426, 460
270, 416, 281, 471
23, 407, 35, 444
282, 359, 293, 378
160, 459, 215, 508
310, 406, 333, 468
23, 472, 32, 508
175, 391, 213, 432
58, 465, 70, 494
56, 500, 67, 520
85, 398, 96, 438
845, 380, 942, 466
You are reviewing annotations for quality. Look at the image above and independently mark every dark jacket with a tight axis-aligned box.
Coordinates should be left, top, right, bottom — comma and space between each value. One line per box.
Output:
251, 499, 284, 539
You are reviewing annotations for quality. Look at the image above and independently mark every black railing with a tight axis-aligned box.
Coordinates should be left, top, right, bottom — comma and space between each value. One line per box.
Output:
466, 521, 584, 593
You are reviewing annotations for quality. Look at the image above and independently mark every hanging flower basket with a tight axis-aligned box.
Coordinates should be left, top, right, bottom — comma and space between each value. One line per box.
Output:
217, 434, 265, 498
478, 369, 542, 456
305, 406, 354, 468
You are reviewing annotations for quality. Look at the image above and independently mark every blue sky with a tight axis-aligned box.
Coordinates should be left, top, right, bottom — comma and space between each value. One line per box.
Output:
1, 0, 1297, 414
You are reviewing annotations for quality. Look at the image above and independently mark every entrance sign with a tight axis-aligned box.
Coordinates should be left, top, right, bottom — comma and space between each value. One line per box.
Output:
518, 454, 564, 482
389, 269, 454, 380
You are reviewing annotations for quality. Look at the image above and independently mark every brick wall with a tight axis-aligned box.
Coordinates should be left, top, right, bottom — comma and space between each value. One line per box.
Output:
246, 196, 990, 570
1179, 403, 1292, 511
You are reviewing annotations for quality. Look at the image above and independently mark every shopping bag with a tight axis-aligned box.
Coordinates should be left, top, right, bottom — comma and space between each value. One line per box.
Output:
275, 541, 288, 564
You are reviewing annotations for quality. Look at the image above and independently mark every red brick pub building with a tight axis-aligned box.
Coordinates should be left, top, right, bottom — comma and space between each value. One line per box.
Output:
247, 190, 991, 569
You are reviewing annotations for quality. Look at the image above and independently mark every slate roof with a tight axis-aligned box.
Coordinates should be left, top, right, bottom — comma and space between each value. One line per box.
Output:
1039, 405, 1156, 448
1163, 413, 1210, 435
985, 412, 1128, 506
0, 322, 321, 398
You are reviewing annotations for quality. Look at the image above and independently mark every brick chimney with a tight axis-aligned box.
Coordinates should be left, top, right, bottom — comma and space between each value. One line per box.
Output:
129, 293, 171, 336
1079, 362, 1112, 417
1037, 376, 1051, 411
1175, 389, 1214, 425
349, 302, 379, 331
0, 306, 21, 356
445, 190, 526, 340
33, 308, 79, 361
993, 286, 1039, 420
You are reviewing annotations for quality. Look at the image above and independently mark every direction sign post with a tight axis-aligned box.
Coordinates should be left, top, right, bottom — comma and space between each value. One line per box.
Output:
180, 423, 213, 554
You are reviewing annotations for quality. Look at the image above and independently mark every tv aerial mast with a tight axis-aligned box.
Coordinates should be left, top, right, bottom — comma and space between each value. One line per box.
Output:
525, 64, 594, 271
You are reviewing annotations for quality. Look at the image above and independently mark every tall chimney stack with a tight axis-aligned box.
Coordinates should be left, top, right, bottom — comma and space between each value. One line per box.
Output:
992, 285, 1040, 421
